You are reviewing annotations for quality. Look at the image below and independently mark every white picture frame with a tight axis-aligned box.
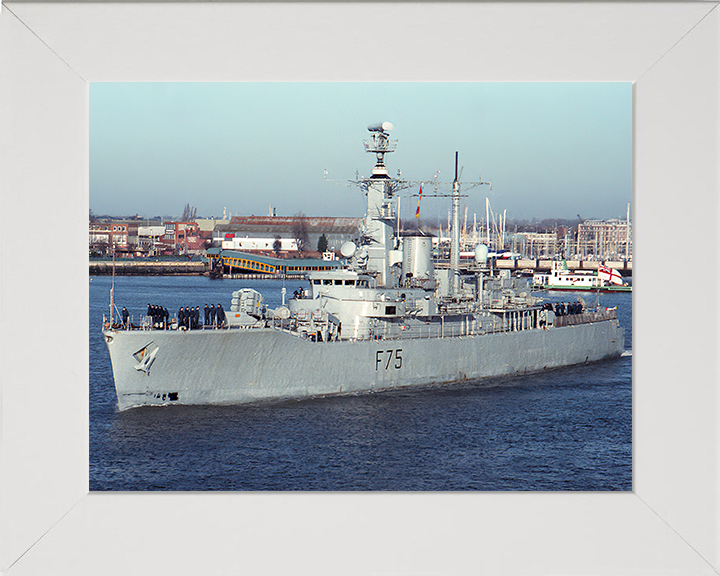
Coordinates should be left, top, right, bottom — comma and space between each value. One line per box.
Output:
1, 3, 718, 574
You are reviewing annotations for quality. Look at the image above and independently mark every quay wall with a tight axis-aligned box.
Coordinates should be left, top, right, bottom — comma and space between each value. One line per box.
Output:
89, 261, 306, 279
496, 259, 632, 275
90, 260, 208, 276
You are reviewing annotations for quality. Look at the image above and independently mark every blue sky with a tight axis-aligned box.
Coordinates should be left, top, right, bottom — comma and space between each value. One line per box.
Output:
90, 82, 631, 222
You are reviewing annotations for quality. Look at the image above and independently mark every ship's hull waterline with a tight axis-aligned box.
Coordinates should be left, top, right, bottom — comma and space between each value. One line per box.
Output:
104, 319, 624, 410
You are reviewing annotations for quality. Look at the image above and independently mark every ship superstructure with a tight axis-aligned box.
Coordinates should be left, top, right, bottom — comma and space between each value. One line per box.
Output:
103, 123, 625, 410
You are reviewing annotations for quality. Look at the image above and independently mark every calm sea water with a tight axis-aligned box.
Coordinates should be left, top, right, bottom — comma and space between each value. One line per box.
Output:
90, 275, 632, 491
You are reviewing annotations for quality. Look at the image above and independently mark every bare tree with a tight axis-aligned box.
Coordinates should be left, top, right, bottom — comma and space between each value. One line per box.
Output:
181, 203, 198, 222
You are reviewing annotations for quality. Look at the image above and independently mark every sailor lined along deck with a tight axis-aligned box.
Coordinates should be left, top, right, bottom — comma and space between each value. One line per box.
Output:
103, 123, 624, 410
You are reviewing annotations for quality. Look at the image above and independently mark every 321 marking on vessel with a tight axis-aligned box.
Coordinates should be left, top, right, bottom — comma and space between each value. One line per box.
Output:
376, 349, 403, 371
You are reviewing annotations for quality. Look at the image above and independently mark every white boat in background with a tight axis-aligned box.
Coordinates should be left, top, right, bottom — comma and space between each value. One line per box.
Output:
533, 260, 631, 292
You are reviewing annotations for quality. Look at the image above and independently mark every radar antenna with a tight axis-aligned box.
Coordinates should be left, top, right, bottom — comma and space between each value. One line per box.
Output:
364, 122, 397, 178
323, 123, 408, 196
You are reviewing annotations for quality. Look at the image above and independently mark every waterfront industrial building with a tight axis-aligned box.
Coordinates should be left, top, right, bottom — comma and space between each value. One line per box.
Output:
212, 215, 362, 256
90, 213, 631, 264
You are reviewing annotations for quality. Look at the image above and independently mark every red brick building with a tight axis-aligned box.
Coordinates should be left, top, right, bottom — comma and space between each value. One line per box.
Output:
89, 222, 132, 254
155, 221, 207, 255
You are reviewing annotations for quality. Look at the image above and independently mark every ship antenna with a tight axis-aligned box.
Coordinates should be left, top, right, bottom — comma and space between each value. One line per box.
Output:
450, 151, 461, 297
110, 245, 116, 326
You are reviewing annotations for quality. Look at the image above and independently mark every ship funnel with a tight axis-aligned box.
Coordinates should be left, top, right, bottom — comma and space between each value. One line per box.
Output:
402, 233, 434, 281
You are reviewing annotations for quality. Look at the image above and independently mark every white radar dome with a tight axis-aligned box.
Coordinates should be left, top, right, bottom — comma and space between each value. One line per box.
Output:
368, 122, 394, 133
340, 242, 357, 258
474, 244, 489, 266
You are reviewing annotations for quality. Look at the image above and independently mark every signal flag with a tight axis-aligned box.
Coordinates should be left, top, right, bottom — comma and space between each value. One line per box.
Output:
416, 184, 423, 227
598, 264, 623, 285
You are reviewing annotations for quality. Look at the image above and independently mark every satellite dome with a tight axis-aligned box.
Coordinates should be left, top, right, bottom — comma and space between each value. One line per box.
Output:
474, 244, 489, 266
340, 242, 357, 258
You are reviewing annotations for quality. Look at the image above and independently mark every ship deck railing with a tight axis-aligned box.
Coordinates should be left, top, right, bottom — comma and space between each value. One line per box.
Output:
110, 308, 618, 338
553, 308, 617, 327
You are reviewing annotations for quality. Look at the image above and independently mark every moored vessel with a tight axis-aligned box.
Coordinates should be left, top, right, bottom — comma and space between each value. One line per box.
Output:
533, 260, 632, 292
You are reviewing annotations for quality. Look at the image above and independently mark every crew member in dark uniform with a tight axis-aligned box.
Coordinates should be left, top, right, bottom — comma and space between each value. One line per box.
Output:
204, 304, 210, 326
209, 304, 216, 327
216, 303, 225, 328
122, 307, 129, 329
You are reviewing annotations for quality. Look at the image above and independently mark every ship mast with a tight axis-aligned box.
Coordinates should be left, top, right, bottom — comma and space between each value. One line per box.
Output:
110, 245, 116, 326
450, 152, 460, 297
362, 122, 398, 287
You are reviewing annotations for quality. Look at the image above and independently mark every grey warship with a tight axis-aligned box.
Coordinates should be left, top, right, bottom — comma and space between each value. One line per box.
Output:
103, 122, 625, 410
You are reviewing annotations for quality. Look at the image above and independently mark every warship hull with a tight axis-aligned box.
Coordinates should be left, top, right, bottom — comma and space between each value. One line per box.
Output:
102, 123, 628, 411
104, 319, 624, 410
